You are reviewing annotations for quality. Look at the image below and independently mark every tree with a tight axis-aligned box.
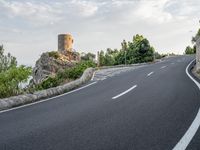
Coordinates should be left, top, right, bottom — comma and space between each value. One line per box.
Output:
185, 46, 195, 54
0, 45, 32, 98
115, 50, 126, 65
193, 45, 196, 53
120, 34, 154, 64
81, 52, 96, 61
121, 40, 128, 65
192, 28, 200, 43
0, 65, 32, 98
0, 45, 17, 73
99, 34, 156, 66
99, 50, 105, 66
104, 53, 115, 66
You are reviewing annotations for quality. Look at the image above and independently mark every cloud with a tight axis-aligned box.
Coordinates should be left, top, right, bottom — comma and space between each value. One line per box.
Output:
0, 0, 101, 26
0, 0, 62, 26
133, 0, 173, 23
164, 0, 200, 18
69, 0, 99, 17
0, 0, 200, 65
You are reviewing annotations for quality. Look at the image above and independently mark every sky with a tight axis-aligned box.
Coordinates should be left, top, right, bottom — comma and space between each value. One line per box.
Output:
0, 0, 200, 66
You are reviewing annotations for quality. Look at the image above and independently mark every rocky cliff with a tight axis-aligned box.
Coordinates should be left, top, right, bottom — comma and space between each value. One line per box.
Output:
32, 51, 79, 85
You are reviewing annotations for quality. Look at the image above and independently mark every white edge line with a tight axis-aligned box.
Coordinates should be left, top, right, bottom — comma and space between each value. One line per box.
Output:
147, 72, 154, 77
173, 59, 200, 150
0, 81, 97, 114
112, 85, 137, 100
91, 71, 96, 81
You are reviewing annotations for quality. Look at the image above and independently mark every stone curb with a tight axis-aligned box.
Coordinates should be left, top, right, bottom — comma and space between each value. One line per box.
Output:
97, 59, 163, 70
0, 68, 95, 111
191, 62, 200, 83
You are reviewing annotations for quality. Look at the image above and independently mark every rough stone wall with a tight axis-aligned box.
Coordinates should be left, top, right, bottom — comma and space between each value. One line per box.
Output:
61, 51, 80, 62
196, 37, 200, 71
0, 68, 95, 111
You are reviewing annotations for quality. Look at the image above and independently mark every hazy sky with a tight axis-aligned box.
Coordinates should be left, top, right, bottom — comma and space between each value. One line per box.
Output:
0, 0, 199, 66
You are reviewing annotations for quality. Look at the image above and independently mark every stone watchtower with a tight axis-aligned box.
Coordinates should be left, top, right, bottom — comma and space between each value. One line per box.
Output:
58, 34, 74, 52
58, 33, 80, 62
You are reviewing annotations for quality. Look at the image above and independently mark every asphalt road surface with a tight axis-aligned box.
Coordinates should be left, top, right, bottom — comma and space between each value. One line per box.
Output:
0, 55, 200, 150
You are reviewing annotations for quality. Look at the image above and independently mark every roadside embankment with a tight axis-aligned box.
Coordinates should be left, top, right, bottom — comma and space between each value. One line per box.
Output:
0, 68, 95, 111
0, 57, 165, 111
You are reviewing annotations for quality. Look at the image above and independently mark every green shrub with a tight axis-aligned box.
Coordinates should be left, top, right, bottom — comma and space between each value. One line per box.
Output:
100, 35, 157, 66
35, 60, 96, 90
0, 66, 32, 98
68, 61, 95, 79
41, 77, 61, 89
48, 51, 60, 59
185, 46, 195, 54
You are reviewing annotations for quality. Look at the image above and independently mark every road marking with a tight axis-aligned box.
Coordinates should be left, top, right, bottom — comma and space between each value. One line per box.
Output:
91, 71, 96, 81
173, 59, 200, 150
160, 66, 167, 69
0, 82, 97, 114
147, 72, 154, 77
112, 85, 137, 100
171, 62, 175, 65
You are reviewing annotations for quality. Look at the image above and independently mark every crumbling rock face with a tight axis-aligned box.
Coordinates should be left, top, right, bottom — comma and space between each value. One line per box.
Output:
32, 52, 76, 85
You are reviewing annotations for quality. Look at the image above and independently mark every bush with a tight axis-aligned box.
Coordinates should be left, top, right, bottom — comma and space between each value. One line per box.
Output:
48, 51, 60, 59
185, 46, 195, 54
57, 60, 96, 80
99, 35, 156, 66
81, 52, 96, 61
35, 60, 96, 90
40, 77, 61, 90
0, 66, 32, 98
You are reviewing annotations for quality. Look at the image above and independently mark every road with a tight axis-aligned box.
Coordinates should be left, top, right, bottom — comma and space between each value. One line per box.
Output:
0, 55, 200, 150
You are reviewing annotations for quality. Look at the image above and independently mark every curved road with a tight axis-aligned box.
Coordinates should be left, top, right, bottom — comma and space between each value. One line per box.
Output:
0, 55, 200, 150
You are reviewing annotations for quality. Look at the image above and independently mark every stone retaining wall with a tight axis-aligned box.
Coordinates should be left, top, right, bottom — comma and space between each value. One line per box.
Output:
196, 37, 200, 71
0, 68, 95, 111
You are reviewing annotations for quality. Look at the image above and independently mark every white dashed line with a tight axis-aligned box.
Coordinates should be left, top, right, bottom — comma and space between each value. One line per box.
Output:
112, 85, 137, 99
161, 66, 167, 69
91, 71, 96, 81
147, 72, 154, 77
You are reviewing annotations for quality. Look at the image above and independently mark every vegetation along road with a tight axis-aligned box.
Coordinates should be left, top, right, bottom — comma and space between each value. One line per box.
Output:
0, 55, 200, 150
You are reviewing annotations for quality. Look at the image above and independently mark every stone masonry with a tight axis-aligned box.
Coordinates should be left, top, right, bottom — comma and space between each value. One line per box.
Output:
196, 37, 200, 71
58, 33, 80, 62
0, 68, 95, 111
58, 34, 74, 52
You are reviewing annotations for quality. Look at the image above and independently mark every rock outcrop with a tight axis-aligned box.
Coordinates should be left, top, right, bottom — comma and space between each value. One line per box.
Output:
32, 33, 80, 85
32, 52, 78, 85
